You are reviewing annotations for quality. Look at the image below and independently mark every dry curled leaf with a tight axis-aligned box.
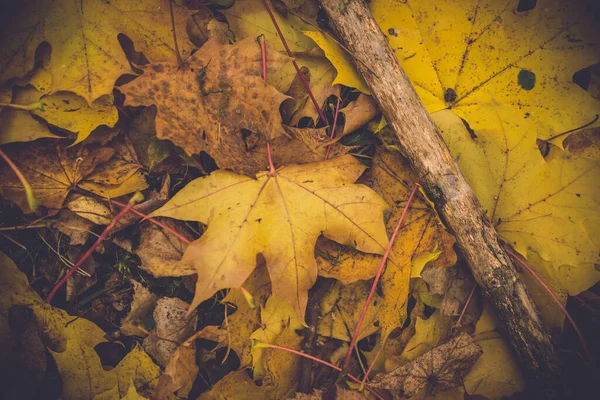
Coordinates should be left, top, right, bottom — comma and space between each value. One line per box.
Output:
370, 333, 483, 397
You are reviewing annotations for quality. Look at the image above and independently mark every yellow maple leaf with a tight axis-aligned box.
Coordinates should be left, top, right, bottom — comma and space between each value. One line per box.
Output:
152, 155, 389, 322
317, 149, 456, 336
0, 251, 160, 399
0, 85, 118, 145
0, 0, 194, 103
435, 108, 600, 294
303, 31, 370, 95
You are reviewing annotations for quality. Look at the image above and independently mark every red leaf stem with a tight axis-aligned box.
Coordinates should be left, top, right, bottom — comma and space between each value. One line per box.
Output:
343, 183, 420, 369
324, 95, 341, 160
45, 195, 140, 304
455, 284, 476, 328
260, 342, 385, 400
506, 247, 591, 362
259, 0, 328, 126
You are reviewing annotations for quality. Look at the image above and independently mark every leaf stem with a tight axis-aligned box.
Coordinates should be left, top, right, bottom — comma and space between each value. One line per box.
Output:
0, 102, 43, 111
506, 247, 591, 362
259, 0, 328, 126
168, 0, 184, 68
45, 192, 143, 304
259, 34, 277, 175
455, 284, 476, 328
0, 147, 40, 212
72, 187, 192, 245
255, 341, 385, 400
324, 94, 341, 160
342, 183, 420, 370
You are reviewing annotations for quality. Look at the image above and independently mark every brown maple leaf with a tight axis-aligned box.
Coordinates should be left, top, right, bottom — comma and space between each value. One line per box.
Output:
0, 140, 113, 213
120, 36, 291, 176
370, 333, 483, 397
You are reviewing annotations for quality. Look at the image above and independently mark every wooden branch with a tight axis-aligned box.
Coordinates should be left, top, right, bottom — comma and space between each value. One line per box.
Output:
318, 1, 560, 397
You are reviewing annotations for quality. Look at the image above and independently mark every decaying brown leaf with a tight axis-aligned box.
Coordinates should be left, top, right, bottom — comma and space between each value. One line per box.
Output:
0, 140, 113, 213
120, 280, 158, 337
120, 36, 291, 176
143, 297, 197, 367
370, 333, 483, 397
133, 218, 196, 278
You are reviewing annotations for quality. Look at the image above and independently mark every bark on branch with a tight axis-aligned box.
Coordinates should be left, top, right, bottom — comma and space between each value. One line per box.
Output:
318, 1, 560, 397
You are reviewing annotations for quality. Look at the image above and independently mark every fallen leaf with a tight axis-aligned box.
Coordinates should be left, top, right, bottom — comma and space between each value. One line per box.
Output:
222, 0, 316, 55
53, 209, 95, 245
304, 31, 369, 94
208, 261, 273, 369
127, 106, 174, 172
120, 280, 158, 337
79, 135, 148, 198
67, 195, 113, 225
154, 333, 199, 399
0, 140, 114, 213
317, 149, 456, 335
317, 280, 382, 342
421, 263, 479, 322
0, 86, 61, 144
434, 108, 600, 294
143, 297, 198, 367
120, 36, 290, 176
133, 218, 196, 278
221, 0, 338, 125
0, 0, 194, 103
339, 94, 380, 136
152, 155, 389, 321
463, 302, 526, 399
370, 333, 483, 397
398, 310, 453, 363
517, 249, 568, 331
198, 370, 264, 400
250, 295, 303, 379
0, 251, 160, 399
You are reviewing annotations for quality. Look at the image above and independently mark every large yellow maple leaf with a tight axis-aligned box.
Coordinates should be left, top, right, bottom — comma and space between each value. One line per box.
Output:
0, 0, 194, 103
152, 155, 389, 321
309, 0, 600, 293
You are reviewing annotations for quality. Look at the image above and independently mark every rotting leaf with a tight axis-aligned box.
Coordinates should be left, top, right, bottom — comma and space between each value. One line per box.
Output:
370, 333, 483, 397
120, 280, 158, 337
0, 140, 114, 213
133, 218, 196, 278
152, 155, 389, 322
120, 36, 291, 176
143, 297, 198, 368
